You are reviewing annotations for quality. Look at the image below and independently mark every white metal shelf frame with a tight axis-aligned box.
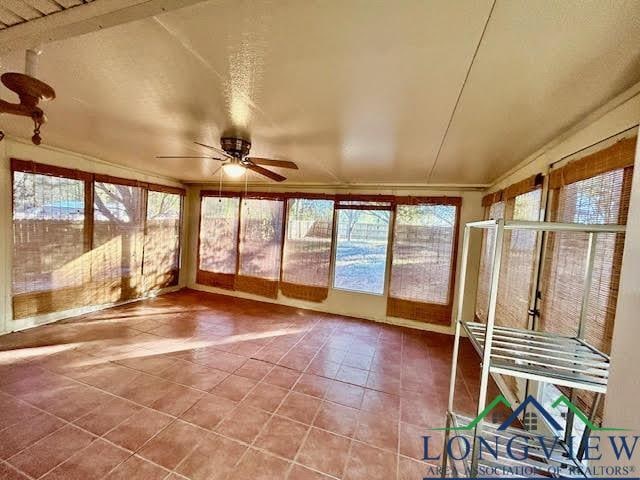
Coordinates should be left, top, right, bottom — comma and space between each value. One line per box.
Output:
441, 219, 626, 478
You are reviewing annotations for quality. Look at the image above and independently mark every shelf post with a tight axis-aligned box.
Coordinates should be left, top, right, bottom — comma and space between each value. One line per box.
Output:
442, 225, 472, 477
470, 219, 505, 477
565, 232, 598, 445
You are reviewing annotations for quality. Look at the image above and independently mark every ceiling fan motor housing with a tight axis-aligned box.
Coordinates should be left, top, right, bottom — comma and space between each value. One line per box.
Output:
221, 137, 251, 158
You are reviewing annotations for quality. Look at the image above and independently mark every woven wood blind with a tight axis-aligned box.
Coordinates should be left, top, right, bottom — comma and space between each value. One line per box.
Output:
236, 197, 285, 299
197, 195, 241, 290
143, 191, 182, 291
540, 136, 636, 419
281, 197, 335, 302
92, 181, 145, 304
11, 160, 185, 319
387, 198, 461, 326
12, 171, 90, 319
541, 168, 633, 418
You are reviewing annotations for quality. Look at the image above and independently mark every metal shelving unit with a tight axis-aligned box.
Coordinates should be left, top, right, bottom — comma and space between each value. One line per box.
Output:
441, 219, 625, 478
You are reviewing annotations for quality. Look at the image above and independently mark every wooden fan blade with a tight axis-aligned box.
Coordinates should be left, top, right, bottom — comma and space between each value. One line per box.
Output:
247, 157, 298, 169
156, 156, 224, 160
246, 164, 286, 182
194, 141, 231, 158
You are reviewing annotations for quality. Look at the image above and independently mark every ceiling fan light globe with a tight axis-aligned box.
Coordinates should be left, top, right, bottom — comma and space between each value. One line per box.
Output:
223, 163, 246, 178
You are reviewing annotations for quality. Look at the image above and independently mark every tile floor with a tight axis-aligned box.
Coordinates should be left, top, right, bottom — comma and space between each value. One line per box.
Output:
0, 289, 486, 480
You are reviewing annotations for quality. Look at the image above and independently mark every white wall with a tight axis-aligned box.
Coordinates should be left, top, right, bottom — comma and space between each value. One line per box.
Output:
601, 128, 640, 469
487, 87, 640, 193
0, 136, 188, 334
185, 184, 484, 334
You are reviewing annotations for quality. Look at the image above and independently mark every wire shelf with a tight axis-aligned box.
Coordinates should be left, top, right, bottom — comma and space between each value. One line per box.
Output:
447, 412, 587, 478
462, 321, 609, 394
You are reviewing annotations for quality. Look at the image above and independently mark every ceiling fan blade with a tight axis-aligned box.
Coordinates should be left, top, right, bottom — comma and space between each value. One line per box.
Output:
194, 141, 231, 158
156, 156, 224, 160
246, 164, 286, 182
247, 157, 298, 170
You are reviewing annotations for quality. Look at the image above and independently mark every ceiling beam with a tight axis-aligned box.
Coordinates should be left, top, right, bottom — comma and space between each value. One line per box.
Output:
0, 0, 207, 56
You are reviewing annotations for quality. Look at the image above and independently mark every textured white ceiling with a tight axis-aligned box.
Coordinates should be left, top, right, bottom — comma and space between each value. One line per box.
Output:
1, 0, 639, 185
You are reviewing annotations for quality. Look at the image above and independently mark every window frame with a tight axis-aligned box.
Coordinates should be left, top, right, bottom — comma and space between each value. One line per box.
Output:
331, 198, 395, 296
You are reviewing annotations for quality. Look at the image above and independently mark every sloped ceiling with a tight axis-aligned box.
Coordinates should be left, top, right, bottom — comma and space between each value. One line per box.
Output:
1, 0, 639, 185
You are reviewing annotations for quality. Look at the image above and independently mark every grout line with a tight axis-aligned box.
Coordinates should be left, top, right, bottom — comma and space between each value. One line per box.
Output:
0, 301, 445, 480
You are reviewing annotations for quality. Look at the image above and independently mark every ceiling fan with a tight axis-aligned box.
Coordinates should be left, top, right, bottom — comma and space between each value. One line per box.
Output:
157, 137, 298, 182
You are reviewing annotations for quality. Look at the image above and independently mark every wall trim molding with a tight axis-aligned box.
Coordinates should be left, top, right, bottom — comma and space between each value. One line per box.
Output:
184, 181, 488, 192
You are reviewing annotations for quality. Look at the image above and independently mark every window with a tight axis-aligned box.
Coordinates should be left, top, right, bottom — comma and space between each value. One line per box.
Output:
143, 190, 182, 291
236, 197, 285, 298
281, 197, 335, 301
197, 195, 240, 289
12, 171, 89, 318
93, 181, 145, 303
11, 160, 185, 320
387, 199, 461, 325
333, 203, 391, 295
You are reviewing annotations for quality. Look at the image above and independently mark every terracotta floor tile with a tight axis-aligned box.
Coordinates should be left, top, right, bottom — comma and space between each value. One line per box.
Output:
276, 392, 321, 424
313, 401, 360, 438
23, 382, 112, 422
115, 354, 177, 375
158, 360, 229, 391
343, 442, 398, 480
0, 412, 65, 460
151, 383, 205, 416
335, 365, 369, 387
293, 374, 333, 398
263, 365, 301, 389
325, 381, 365, 409
74, 396, 141, 436
104, 455, 169, 480
138, 420, 206, 470
176, 433, 246, 480
234, 359, 274, 381
354, 412, 399, 452
241, 382, 288, 413
105, 408, 173, 452
180, 394, 237, 430
361, 389, 400, 417
342, 352, 373, 370
117, 374, 174, 407
211, 375, 258, 402
0, 291, 468, 480
287, 465, 334, 480
0, 462, 29, 480
7, 425, 95, 479
296, 427, 351, 478
306, 358, 341, 379
398, 456, 438, 480
366, 372, 401, 395
254, 416, 309, 459
227, 449, 290, 480
215, 406, 271, 443
278, 351, 313, 371
200, 351, 248, 373
400, 422, 442, 460
0, 393, 41, 430
41, 439, 130, 480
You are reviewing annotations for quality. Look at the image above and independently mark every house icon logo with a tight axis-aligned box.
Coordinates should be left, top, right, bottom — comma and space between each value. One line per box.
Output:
433, 394, 626, 432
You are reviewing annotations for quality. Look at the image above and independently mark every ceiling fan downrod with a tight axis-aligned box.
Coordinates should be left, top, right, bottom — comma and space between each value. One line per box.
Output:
0, 49, 56, 145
